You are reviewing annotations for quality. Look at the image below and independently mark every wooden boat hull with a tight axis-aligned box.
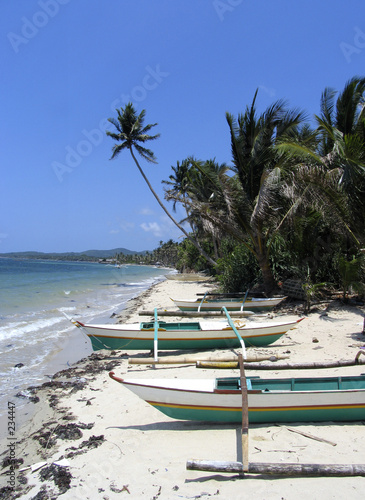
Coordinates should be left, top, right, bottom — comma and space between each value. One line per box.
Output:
109, 374, 365, 424
171, 296, 286, 312
74, 318, 302, 351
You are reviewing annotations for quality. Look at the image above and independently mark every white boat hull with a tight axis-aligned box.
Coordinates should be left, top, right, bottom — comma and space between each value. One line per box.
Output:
171, 296, 286, 311
109, 374, 365, 423
74, 318, 302, 351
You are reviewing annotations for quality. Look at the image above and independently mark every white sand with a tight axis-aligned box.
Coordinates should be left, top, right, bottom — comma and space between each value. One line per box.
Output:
1, 278, 365, 499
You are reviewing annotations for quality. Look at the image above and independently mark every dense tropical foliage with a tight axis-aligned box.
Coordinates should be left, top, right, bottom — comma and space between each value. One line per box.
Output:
107, 78, 365, 298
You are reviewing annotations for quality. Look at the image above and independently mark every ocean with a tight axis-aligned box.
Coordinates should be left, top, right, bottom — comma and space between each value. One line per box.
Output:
0, 258, 173, 422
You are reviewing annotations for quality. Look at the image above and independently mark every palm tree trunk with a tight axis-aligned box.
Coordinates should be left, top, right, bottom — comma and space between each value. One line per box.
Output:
129, 147, 217, 267
213, 236, 219, 260
252, 229, 276, 295
257, 253, 276, 295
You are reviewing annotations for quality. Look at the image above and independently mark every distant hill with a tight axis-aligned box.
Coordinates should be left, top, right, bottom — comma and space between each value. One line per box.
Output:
0, 248, 146, 260
79, 248, 146, 258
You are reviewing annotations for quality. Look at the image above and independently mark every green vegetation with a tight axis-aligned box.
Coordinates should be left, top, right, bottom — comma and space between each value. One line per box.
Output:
115, 240, 179, 268
158, 77, 365, 296
55, 75, 363, 301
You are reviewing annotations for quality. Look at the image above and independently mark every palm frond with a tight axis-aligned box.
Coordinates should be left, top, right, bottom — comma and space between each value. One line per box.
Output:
107, 102, 160, 163
110, 142, 129, 160
134, 144, 157, 163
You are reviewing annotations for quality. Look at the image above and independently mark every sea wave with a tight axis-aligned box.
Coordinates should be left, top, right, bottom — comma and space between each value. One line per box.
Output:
0, 315, 64, 342
0, 260, 169, 419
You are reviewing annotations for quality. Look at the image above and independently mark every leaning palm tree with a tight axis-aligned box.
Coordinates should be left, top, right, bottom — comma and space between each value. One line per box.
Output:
106, 103, 217, 266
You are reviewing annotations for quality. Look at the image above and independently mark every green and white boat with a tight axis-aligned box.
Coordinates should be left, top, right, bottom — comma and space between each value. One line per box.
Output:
109, 373, 365, 423
70, 316, 302, 352
171, 295, 286, 312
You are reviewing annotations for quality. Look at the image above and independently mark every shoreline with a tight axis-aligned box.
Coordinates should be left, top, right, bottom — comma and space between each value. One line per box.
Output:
0, 266, 171, 433
1, 279, 365, 499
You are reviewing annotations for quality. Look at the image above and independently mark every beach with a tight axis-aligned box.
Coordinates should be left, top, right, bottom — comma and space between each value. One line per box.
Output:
1, 278, 365, 499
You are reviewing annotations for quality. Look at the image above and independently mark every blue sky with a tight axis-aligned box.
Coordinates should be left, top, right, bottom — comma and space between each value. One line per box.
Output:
1, 1, 364, 253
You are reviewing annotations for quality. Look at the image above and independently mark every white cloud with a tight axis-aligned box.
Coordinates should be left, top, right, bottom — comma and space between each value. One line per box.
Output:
140, 222, 163, 237
139, 207, 155, 216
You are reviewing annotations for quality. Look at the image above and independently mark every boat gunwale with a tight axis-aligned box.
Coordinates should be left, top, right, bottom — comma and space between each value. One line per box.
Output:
76, 319, 302, 334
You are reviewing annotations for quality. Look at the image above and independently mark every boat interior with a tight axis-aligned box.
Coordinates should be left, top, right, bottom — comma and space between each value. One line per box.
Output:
140, 321, 202, 331
215, 375, 365, 392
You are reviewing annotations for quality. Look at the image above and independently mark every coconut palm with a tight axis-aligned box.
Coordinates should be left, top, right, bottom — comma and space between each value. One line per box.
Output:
106, 103, 217, 266
182, 90, 307, 293
315, 77, 365, 240
272, 77, 365, 287
164, 158, 230, 260
163, 159, 191, 212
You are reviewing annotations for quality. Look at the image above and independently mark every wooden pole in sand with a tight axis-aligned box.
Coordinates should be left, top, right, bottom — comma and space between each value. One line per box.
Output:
238, 353, 249, 472
153, 308, 159, 362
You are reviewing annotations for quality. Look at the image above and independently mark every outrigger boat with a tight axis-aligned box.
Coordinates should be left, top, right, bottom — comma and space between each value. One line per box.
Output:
171, 293, 286, 312
67, 309, 302, 354
109, 372, 365, 424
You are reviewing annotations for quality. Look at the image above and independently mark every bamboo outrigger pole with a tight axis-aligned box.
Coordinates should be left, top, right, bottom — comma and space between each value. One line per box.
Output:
128, 353, 289, 365
186, 460, 365, 476
221, 307, 246, 359
139, 310, 255, 317
196, 353, 365, 370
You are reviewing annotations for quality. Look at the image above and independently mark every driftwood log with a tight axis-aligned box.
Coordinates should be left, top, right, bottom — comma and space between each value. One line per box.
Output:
128, 354, 289, 365
186, 460, 365, 476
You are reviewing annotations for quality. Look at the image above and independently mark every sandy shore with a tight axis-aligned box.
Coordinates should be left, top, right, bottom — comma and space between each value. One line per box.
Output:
1, 278, 365, 499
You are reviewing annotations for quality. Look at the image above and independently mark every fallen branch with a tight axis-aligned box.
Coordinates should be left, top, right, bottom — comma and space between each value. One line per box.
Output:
283, 426, 337, 446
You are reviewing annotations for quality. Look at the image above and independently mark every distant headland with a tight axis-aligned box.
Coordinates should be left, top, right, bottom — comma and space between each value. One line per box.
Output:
0, 248, 146, 262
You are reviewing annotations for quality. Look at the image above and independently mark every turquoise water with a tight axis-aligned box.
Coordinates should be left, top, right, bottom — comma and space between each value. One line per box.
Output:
0, 258, 172, 418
